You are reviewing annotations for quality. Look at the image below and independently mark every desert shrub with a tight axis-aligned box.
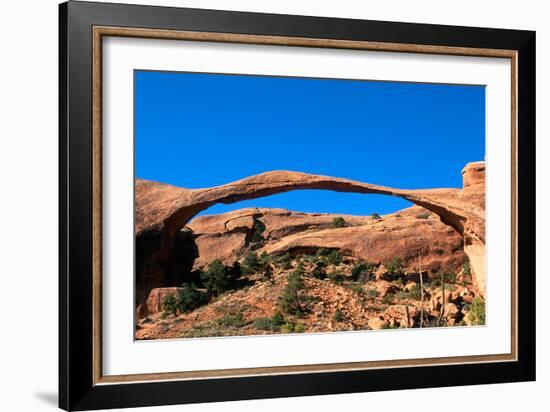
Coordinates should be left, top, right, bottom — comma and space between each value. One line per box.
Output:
365, 288, 378, 299
416, 212, 431, 219
347, 283, 364, 295
261, 264, 273, 282
271, 311, 285, 326
280, 323, 295, 333
178, 282, 209, 312
251, 219, 266, 244
201, 260, 232, 295
328, 271, 345, 284
316, 248, 331, 257
259, 251, 271, 265
312, 261, 327, 280
466, 297, 486, 325
217, 312, 246, 328
326, 250, 343, 266
181, 322, 224, 338
294, 323, 305, 333
395, 284, 421, 301
462, 261, 472, 276
429, 278, 442, 288
331, 217, 346, 228
382, 292, 395, 305
351, 261, 376, 281
438, 271, 457, 284
280, 266, 305, 314
395, 214, 401, 218
241, 251, 262, 275
386, 257, 404, 274
253, 317, 273, 331
162, 283, 208, 315
274, 252, 292, 269
162, 294, 178, 316
333, 310, 344, 322
371, 213, 381, 220
393, 276, 405, 287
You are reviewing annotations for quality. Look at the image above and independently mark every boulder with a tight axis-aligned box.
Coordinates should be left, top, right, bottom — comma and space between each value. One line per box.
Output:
368, 317, 388, 330
375, 280, 397, 298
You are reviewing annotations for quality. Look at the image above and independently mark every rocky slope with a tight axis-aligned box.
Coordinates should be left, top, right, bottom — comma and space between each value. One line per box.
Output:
136, 253, 479, 340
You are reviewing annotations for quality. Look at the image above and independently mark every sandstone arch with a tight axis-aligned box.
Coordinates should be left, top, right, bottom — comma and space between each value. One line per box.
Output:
136, 162, 485, 314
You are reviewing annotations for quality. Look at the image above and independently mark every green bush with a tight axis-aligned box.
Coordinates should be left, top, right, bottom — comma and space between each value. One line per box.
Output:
416, 212, 431, 219
365, 288, 378, 299
280, 323, 295, 333
351, 261, 376, 281
217, 312, 246, 328
178, 282, 209, 312
201, 260, 232, 295
274, 252, 292, 270
162, 294, 178, 316
333, 310, 344, 322
385, 257, 404, 274
316, 248, 331, 257
261, 264, 273, 282
439, 271, 457, 284
347, 283, 364, 295
371, 213, 381, 220
241, 251, 261, 275
251, 219, 266, 244
280, 266, 305, 314
328, 271, 345, 284
326, 250, 343, 266
294, 323, 305, 333
253, 311, 286, 331
271, 311, 285, 326
462, 261, 472, 276
382, 292, 395, 305
259, 251, 270, 265
162, 283, 208, 315
466, 297, 486, 325
395, 284, 421, 301
331, 217, 346, 228
312, 261, 327, 280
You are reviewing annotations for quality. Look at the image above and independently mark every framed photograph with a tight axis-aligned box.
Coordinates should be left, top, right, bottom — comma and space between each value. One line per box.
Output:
59, 1, 535, 410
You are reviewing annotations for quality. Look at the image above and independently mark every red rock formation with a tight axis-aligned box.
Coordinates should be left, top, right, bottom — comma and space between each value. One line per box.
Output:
135, 163, 485, 316
188, 206, 466, 274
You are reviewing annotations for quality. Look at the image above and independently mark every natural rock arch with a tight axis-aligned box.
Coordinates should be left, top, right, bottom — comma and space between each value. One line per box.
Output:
136, 162, 485, 315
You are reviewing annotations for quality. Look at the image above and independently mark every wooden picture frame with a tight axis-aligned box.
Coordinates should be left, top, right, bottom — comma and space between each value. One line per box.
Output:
59, 1, 535, 410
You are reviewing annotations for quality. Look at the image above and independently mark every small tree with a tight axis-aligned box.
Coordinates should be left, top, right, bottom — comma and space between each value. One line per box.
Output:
466, 297, 486, 325
351, 261, 376, 281
241, 251, 261, 275
162, 294, 178, 316
178, 282, 208, 312
251, 219, 266, 244
386, 257, 404, 274
331, 217, 346, 228
312, 261, 327, 280
280, 266, 305, 315
326, 249, 343, 266
371, 213, 381, 220
201, 260, 232, 295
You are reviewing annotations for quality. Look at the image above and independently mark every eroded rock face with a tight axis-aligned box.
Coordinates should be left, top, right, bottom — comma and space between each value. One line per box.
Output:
188, 206, 466, 273
135, 163, 486, 315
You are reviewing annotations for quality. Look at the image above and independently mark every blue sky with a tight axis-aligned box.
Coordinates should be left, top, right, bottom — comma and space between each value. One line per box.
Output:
135, 71, 485, 217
